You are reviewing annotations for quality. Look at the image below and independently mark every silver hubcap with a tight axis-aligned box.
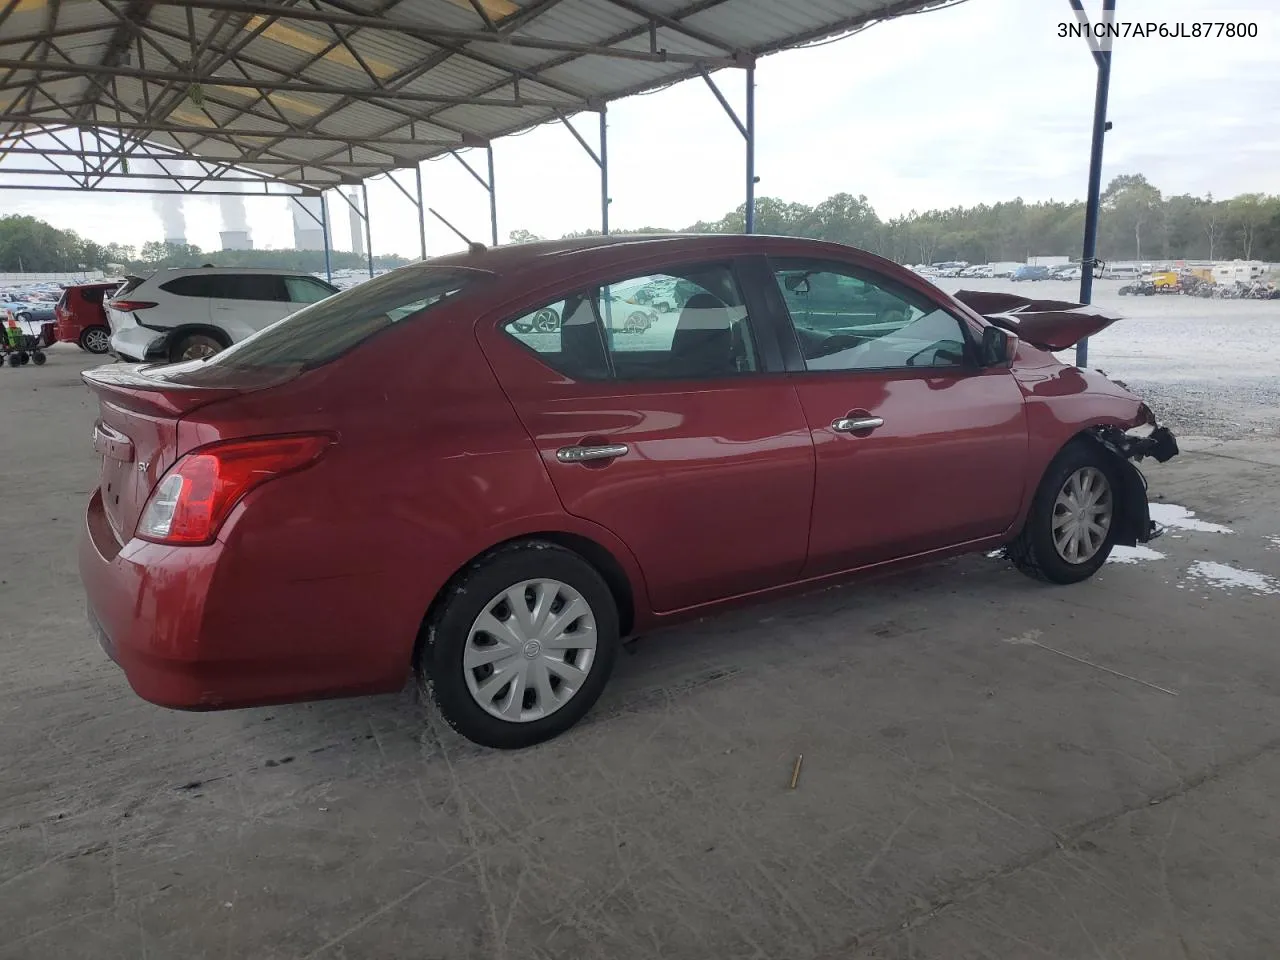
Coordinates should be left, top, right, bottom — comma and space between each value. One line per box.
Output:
464, 579, 597, 723
85, 329, 110, 352
1052, 466, 1113, 564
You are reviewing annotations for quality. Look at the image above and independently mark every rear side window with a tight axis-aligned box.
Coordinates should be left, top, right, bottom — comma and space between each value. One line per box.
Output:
195, 264, 485, 372
82, 287, 107, 305
224, 274, 286, 302
502, 263, 758, 381
159, 274, 286, 301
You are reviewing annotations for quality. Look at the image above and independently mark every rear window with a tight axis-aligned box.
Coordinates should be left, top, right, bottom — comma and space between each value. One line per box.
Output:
110, 276, 145, 300
193, 264, 487, 372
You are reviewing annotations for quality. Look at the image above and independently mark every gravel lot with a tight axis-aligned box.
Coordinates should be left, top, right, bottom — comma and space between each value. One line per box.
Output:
935, 277, 1280, 440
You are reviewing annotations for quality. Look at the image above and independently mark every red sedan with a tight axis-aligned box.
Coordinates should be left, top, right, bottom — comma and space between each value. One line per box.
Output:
79, 236, 1178, 748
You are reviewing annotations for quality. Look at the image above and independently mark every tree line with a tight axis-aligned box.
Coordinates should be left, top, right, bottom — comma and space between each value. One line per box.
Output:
528, 175, 1280, 266
0, 216, 408, 274
4, 174, 1278, 273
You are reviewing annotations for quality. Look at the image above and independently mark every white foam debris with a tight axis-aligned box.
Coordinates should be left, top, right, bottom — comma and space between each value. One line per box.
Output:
986, 550, 1004, 558
1149, 503, 1233, 534
1107, 545, 1166, 564
1267, 537, 1280, 550
1185, 561, 1280, 596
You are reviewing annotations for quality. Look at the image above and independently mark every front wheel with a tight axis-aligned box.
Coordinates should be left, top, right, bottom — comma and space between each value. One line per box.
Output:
419, 542, 620, 749
1008, 442, 1118, 584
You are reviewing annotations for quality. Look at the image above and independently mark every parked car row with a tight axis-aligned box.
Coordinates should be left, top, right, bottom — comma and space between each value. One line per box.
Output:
910, 262, 1084, 282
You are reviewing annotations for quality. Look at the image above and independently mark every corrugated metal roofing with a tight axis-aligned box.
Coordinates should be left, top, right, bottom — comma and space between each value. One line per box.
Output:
0, 0, 953, 194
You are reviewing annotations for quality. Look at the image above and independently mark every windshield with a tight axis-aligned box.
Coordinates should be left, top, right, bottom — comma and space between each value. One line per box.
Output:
196, 264, 489, 372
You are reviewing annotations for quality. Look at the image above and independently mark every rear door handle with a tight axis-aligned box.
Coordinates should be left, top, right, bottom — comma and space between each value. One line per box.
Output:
832, 416, 884, 433
556, 443, 630, 463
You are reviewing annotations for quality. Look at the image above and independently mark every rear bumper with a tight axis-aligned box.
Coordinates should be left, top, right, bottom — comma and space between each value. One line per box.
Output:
109, 326, 167, 362
79, 489, 402, 710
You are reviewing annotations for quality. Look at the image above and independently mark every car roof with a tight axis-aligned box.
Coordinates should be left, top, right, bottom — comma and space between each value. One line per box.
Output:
424, 233, 883, 277
148, 267, 322, 278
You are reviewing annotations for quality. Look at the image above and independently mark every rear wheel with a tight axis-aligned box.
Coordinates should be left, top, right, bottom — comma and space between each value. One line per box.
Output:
169, 332, 225, 363
419, 542, 619, 749
79, 326, 111, 354
31, 351, 46, 366
1008, 442, 1117, 584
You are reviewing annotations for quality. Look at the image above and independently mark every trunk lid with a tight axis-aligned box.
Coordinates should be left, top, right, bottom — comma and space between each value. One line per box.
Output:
953, 290, 1121, 351
82, 362, 289, 542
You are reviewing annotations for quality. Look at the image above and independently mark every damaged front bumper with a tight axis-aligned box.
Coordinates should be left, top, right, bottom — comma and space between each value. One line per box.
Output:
1099, 425, 1180, 465
1091, 424, 1180, 545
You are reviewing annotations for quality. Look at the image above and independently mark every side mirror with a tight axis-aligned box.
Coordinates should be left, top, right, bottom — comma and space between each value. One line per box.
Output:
980, 325, 1014, 366
783, 274, 810, 294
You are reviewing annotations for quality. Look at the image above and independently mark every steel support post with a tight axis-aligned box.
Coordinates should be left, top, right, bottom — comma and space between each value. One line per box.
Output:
320, 192, 332, 282
361, 181, 374, 278
599, 109, 609, 236
701, 63, 756, 233
745, 65, 756, 234
487, 145, 499, 246
414, 164, 428, 260
1071, 0, 1116, 368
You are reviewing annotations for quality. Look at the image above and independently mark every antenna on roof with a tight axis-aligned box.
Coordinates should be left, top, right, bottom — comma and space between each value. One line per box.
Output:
429, 208, 486, 255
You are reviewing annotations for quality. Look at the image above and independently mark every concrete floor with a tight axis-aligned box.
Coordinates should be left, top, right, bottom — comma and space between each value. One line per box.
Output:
3, 347, 1279, 960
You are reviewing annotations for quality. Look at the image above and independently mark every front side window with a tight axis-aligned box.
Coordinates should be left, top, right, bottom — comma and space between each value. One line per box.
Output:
502, 263, 758, 381
284, 276, 337, 304
773, 259, 969, 371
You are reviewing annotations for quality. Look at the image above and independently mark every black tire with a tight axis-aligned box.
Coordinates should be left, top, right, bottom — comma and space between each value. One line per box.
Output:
419, 541, 620, 749
5, 353, 18, 367
79, 326, 111, 354
168, 331, 227, 363
1007, 441, 1118, 585
31, 351, 46, 366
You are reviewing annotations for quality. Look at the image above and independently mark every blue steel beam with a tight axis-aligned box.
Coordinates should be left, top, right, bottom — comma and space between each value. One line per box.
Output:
1070, 0, 1117, 368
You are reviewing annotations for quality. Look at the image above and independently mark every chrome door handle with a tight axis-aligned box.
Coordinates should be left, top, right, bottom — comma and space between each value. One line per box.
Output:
556, 443, 630, 463
832, 416, 884, 433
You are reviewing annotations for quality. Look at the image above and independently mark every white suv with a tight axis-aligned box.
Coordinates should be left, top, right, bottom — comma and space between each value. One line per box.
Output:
105, 267, 339, 362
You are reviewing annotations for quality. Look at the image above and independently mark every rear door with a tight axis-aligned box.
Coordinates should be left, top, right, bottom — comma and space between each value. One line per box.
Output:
208, 274, 290, 339
761, 257, 1028, 576
480, 259, 815, 613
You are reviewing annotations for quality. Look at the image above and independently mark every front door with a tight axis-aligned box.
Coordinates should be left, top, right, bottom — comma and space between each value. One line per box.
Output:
483, 261, 815, 613
766, 258, 1029, 577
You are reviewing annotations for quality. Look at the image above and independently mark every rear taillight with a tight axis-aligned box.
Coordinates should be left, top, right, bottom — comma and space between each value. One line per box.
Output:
137, 434, 333, 545
109, 300, 158, 312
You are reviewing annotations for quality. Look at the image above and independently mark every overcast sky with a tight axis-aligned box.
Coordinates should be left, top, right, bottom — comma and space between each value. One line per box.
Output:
3, 0, 1276, 259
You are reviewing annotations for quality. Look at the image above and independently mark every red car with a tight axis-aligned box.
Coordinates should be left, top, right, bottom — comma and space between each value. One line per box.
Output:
78, 236, 1178, 748
55, 281, 118, 354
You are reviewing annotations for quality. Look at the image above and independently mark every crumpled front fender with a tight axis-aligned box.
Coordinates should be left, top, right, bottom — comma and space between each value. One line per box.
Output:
1087, 425, 1180, 545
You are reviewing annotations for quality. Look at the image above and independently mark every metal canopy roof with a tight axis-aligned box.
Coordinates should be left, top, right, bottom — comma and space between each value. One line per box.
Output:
0, 0, 950, 194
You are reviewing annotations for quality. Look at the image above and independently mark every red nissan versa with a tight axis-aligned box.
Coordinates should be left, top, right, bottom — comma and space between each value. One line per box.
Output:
79, 236, 1179, 748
